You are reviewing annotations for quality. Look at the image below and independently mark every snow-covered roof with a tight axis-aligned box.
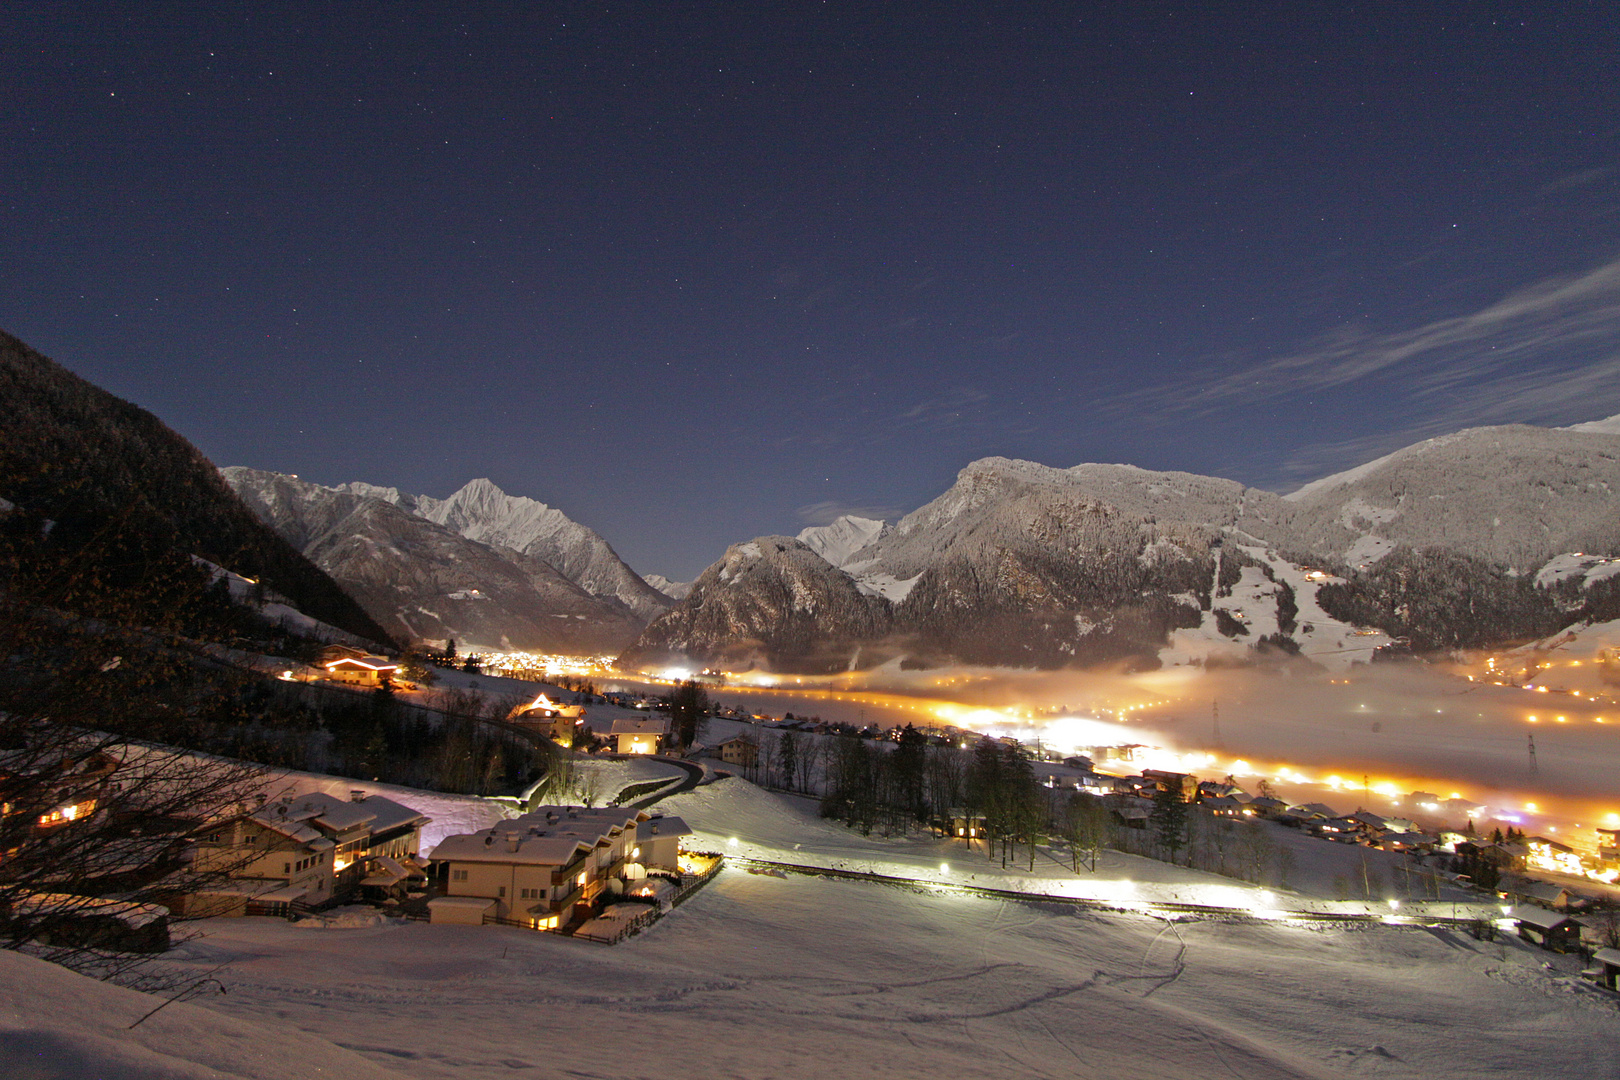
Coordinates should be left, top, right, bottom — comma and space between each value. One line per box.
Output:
431, 831, 593, 867
428, 896, 495, 913
431, 806, 646, 866
1594, 947, 1620, 968
637, 816, 690, 842
324, 655, 398, 671
10, 893, 169, 929
1509, 905, 1582, 930
252, 791, 429, 838
360, 855, 412, 886
611, 717, 670, 736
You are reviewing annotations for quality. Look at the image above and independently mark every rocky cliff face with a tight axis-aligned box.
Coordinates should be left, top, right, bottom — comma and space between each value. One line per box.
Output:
222, 469, 654, 652
408, 478, 673, 622
619, 537, 892, 674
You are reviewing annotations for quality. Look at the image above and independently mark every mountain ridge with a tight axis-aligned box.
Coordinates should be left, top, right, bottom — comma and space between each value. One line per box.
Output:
625, 418, 1620, 672
222, 469, 665, 652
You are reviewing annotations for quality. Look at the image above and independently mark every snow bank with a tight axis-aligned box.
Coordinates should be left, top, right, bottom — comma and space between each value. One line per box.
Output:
0, 949, 397, 1080
144, 872, 1620, 1080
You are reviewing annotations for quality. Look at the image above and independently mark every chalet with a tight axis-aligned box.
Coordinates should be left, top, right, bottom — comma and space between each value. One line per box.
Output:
1279, 803, 1336, 828
321, 653, 399, 687
189, 790, 429, 916
1198, 780, 1245, 800
1497, 874, 1575, 912
635, 813, 691, 871
1247, 796, 1287, 818
190, 801, 337, 916
1509, 905, 1585, 952
1525, 835, 1586, 877
1202, 795, 1248, 818
1381, 831, 1436, 852
1348, 810, 1388, 833
510, 693, 587, 743
942, 808, 988, 840
612, 716, 670, 755
1093, 744, 1148, 765
1108, 796, 1154, 830
1140, 769, 1198, 800
428, 805, 651, 929
0, 749, 121, 841
717, 735, 759, 767
1589, 948, 1620, 991
1598, 828, 1620, 862
1072, 772, 1115, 796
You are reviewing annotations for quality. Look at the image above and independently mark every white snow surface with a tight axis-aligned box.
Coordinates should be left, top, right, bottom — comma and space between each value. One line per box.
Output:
641, 572, 693, 600
37, 843, 1611, 1079
258, 767, 513, 850
1536, 552, 1620, 589
1158, 545, 1389, 671
0, 948, 399, 1080
1564, 411, 1620, 434
9, 767, 1618, 1077
796, 514, 890, 568
852, 570, 923, 603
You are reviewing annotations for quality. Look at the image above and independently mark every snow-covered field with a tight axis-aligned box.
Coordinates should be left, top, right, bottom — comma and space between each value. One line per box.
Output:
5, 773, 1616, 1078
16, 871, 1616, 1079
663, 778, 1486, 919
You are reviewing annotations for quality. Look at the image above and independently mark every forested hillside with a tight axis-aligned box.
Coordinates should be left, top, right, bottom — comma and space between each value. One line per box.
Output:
0, 330, 390, 645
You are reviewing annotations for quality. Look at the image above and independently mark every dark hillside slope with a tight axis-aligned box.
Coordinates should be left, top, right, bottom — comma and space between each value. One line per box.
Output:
0, 330, 391, 645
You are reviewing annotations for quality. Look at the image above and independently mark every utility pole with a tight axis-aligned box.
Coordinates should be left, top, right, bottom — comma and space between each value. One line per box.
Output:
1212, 700, 1223, 750
1528, 732, 1539, 774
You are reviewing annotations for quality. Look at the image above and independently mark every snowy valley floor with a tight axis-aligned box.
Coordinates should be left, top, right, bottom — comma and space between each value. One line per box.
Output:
141, 876, 1620, 1079
7, 779, 1619, 1078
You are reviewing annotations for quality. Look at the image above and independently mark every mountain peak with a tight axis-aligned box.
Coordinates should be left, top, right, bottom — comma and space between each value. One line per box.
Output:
796, 515, 890, 568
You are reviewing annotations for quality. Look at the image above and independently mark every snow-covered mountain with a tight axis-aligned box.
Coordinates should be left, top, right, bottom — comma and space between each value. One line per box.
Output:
409, 478, 671, 622
619, 537, 892, 674
796, 515, 890, 568
642, 574, 693, 601
222, 469, 665, 652
625, 418, 1620, 673
317, 476, 671, 622
1282, 423, 1620, 569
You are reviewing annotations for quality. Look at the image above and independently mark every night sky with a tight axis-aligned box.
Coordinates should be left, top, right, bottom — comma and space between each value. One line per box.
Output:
5, 3, 1619, 579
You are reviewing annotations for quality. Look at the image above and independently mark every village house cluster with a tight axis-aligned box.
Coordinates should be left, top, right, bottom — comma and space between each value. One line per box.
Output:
186, 790, 432, 917
426, 806, 695, 937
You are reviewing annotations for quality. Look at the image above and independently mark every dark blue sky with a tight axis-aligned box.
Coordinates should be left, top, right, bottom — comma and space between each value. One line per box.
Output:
5, 2, 1619, 579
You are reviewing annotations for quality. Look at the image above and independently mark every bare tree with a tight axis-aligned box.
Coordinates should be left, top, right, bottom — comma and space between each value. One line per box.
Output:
0, 518, 266, 987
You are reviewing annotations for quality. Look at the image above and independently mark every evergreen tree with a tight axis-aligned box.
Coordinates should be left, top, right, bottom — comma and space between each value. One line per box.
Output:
1151, 783, 1190, 864
777, 731, 798, 792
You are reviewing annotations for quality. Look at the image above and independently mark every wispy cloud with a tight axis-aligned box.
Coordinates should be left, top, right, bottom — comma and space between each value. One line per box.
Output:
1161, 254, 1620, 425
893, 387, 988, 427
1540, 166, 1612, 196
